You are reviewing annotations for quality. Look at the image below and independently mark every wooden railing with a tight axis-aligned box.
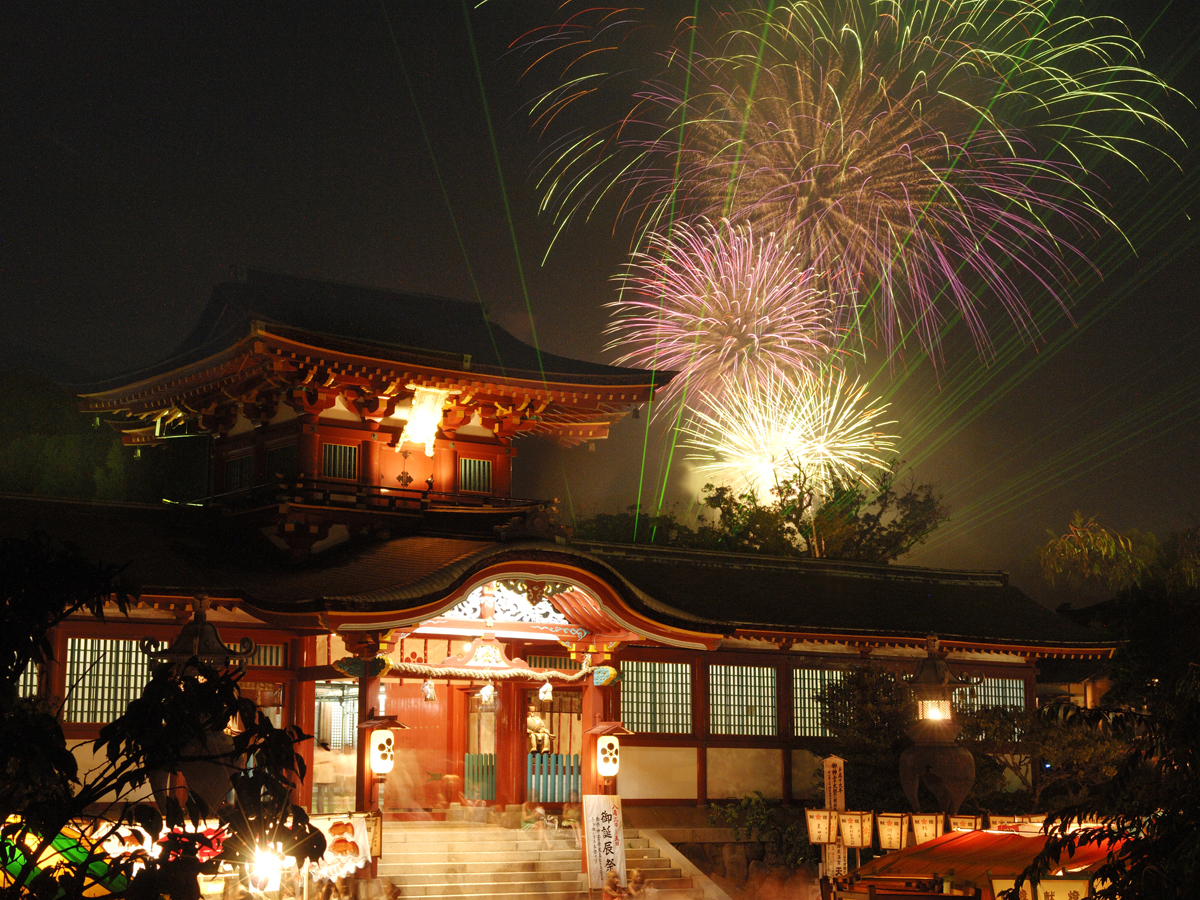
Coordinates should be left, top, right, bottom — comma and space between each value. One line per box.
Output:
209, 476, 541, 517
464, 753, 497, 801
526, 753, 581, 803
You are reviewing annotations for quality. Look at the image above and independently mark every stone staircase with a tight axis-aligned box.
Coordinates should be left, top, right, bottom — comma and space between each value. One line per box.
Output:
378, 821, 707, 899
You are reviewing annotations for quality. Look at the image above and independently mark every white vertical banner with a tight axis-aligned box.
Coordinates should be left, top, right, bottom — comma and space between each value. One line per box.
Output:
582, 794, 626, 889
822, 756, 848, 877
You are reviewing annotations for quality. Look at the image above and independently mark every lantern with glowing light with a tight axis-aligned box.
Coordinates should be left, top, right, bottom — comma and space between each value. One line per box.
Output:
596, 735, 620, 778
898, 635, 977, 817
876, 813, 910, 851
911, 813, 944, 845
399, 385, 459, 457
838, 812, 874, 849
804, 809, 838, 845
370, 729, 395, 775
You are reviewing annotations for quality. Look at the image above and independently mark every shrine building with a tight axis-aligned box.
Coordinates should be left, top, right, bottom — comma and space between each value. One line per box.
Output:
8, 270, 1114, 818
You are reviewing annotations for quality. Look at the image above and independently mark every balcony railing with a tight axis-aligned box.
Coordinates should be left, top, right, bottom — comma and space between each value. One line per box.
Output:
206, 476, 541, 518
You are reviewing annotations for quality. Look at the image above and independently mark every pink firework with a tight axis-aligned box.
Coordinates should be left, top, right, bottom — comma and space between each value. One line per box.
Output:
608, 219, 840, 412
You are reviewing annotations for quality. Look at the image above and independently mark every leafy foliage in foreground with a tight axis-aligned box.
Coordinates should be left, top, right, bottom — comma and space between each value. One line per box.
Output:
708, 792, 817, 869
0, 533, 323, 899
574, 460, 947, 564
1016, 671, 1200, 900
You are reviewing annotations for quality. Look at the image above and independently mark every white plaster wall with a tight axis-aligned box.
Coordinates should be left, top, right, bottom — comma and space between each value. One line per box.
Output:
791, 749, 823, 800
618, 746, 698, 800
707, 747, 783, 801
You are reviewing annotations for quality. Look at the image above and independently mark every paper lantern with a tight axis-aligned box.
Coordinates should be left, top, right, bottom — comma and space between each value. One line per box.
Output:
596, 735, 620, 777
804, 809, 838, 845
369, 728, 395, 775
949, 815, 983, 832
838, 812, 874, 849
876, 813, 910, 851
911, 813, 944, 845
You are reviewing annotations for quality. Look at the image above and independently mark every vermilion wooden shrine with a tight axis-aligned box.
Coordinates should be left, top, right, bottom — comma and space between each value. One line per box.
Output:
9, 271, 1116, 820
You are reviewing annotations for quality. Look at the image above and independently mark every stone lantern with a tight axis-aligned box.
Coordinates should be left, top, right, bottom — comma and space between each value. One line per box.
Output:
898, 635, 976, 816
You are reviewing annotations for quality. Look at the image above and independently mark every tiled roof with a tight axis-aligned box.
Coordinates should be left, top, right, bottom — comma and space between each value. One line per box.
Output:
74, 269, 668, 392
0, 495, 1112, 652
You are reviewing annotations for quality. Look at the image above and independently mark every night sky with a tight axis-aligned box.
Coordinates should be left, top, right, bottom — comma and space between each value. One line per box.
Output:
4, 2, 1199, 605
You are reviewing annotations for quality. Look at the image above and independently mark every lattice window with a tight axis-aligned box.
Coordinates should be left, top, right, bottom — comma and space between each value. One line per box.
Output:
710, 665, 777, 736
527, 655, 582, 671
317, 683, 359, 751
227, 643, 285, 668
459, 458, 493, 493
322, 443, 359, 480
64, 639, 152, 724
794, 668, 844, 737
265, 443, 297, 480
621, 661, 691, 734
956, 678, 1026, 712
17, 664, 38, 698
224, 455, 254, 492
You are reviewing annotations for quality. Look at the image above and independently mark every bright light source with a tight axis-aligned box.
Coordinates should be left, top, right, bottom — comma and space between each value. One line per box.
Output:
597, 735, 620, 778
538, 681, 553, 702
917, 700, 952, 721
249, 849, 283, 890
399, 385, 458, 457
370, 728, 395, 774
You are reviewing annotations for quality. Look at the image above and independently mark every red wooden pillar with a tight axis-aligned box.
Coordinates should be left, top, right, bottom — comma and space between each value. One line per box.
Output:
361, 435, 380, 487
297, 415, 320, 478
290, 637, 316, 810
495, 681, 526, 808
581, 681, 604, 796
43, 626, 69, 712
354, 672, 381, 813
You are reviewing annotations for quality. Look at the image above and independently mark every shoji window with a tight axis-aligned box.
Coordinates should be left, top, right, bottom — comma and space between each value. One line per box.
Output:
17, 663, 38, 698
793, 668, 844, 737
956, 677, 1026, 712
64, 639, 152, 723
620, 660, 692, 734
710, 665, 777, 736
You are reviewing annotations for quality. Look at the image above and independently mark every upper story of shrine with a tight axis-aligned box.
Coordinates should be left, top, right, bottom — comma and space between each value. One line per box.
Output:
76, 269, 669, 553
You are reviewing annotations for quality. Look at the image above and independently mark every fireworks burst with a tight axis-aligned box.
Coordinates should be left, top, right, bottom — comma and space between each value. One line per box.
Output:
608, 219, 839, 412
526, 0, 1176, 358
683, 370, 897, 497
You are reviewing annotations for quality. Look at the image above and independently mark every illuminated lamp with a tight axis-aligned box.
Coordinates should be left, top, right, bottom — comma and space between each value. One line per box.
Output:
837, 811, 874, 849
949, 814, 983, 832
911, 813, 944, 845
804, 809, 837, 845
369, 729, 395, 775
876, 813, 910, 851
596, 735, 620, 778
398, 385, 460, 457
538, 681, 553, 703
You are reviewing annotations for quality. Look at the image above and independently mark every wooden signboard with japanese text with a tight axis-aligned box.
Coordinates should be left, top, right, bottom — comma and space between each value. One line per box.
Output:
822, 756, 848, 877
582, 794, 626, 889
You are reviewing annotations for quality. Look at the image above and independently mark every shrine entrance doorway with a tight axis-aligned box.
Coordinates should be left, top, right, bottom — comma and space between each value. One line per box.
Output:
523, 685, 582, 803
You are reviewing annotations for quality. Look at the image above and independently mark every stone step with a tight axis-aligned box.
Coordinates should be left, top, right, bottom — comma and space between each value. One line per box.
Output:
386, 871, 579, 887
383, 846, 660, 864
380, 879, 579, 898
377, 859, 583, 876
384, 889, 579, 900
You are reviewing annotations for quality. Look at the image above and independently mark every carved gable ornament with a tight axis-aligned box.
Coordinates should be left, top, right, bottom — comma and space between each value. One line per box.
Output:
442, 580, 570, 626
440, 633, 528, 671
